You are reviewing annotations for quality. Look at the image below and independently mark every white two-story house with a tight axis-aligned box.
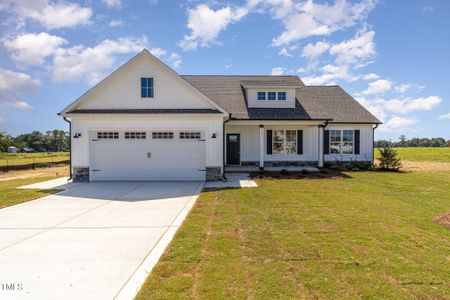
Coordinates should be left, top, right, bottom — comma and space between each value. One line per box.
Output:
59, 49, 381, 182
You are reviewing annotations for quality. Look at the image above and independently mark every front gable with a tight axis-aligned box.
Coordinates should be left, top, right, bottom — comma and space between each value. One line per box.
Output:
60, 50, 226, 115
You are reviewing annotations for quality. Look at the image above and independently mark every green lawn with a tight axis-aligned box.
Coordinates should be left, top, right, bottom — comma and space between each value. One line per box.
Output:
0, 177, 63, 209
0, 152, 69, 167
137, 170, 450, 299
375, 147, 450, 162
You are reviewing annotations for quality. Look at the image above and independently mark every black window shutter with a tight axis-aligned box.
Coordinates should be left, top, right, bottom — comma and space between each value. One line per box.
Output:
267, 130, 272, 154
324, 130, 330, 154
354, 130, 360, 155
297, 130, 303, 154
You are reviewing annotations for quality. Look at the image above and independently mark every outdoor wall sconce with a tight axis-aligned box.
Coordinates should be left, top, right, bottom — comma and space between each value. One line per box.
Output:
211, 133, 217, 138
73, 133, 82, 138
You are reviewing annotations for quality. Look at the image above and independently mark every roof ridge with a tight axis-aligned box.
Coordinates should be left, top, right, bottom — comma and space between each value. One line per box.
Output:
181, 75, 299, 77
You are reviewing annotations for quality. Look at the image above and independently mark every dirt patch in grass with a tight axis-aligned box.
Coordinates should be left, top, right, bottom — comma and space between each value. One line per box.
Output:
0, 165, 69, 181
434, 212, 450, 229
400, 160, 450, 171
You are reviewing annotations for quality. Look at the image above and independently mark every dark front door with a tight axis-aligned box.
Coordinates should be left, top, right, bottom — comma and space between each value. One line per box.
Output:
226, 134, 240, 165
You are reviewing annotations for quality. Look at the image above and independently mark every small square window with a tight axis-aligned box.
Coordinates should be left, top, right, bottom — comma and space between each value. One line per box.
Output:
97, 132, 119, 139
257, 92, 266, 100
268, 92, 276, 100
278, 92, 286, 100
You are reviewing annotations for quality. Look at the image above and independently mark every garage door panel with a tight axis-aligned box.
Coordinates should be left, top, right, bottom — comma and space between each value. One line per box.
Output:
90, 131, 206, 181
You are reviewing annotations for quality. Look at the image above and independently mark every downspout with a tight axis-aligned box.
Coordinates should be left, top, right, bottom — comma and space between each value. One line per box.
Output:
372, 124, 379, 163
62, 116, 73, 181
319, 120, 329, 167
222, 113, 232, 180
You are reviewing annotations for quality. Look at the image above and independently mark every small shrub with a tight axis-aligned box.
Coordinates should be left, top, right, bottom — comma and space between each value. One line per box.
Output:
367, 164, 376, 171
301, 169, 310, 175
352, 167, 360, 171
378, 147, 402, 170
337, 165, 348, 171
315, 173, 327, 178
280, 169, 289, 175
320, 168, 329, 174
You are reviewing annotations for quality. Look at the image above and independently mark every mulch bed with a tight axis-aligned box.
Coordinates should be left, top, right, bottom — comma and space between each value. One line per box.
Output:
250, 169, 351, 180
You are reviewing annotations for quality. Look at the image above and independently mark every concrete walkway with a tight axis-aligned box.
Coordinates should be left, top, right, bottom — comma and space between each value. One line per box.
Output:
0, 180, 203, 300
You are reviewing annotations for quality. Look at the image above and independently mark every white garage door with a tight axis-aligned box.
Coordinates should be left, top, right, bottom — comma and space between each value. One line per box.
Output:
90, 131, 206, 181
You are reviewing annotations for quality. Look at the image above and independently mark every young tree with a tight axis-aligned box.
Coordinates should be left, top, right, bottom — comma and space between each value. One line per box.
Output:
398, 134, 407, 147
378, 146, 402, 171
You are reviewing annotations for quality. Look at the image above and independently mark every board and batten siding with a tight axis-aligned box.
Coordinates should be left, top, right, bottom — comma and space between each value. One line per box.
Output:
264, 125, 319, 162
324, 124, 374, 162
70, 115, 224, 170
225, 124, 320, 163
77, 57, 214, 110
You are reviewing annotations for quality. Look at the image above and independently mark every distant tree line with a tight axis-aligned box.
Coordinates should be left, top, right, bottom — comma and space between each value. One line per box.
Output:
375, 135, 449, 148
0, 130, 69, 152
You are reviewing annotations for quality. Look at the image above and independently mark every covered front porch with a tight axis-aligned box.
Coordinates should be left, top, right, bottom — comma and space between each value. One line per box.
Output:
224, 120, 326, 172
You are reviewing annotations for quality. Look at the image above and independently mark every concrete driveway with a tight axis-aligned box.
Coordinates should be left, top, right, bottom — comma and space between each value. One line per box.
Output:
0, 181, 204, 300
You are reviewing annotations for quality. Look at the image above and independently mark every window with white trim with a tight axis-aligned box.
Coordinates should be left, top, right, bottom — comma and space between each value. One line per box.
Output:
179, 132, 201, 139
268, 91, 276, 100
330, 130, 354, 154
257, 92, 266, 100
152, 132, 173, 139
273, 130, 296, 154
125, 132, 146, 139
97, 132, 119, 139
141, 77, 154, 98
277, 91, 286, 100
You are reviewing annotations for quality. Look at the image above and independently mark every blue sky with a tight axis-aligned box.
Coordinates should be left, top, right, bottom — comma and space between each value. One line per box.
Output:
0, 0, 449, 141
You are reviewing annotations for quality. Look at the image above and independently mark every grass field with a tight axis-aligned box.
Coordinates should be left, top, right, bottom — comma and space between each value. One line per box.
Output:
375, 147, 450, 162
137, 170, 450, 299
0, 152, 69, 167
0, 166, 68, 209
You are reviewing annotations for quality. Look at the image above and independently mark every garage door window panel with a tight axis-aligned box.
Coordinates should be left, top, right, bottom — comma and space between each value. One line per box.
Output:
179, 132, 201, 139
97, 132, 119, 139
152, 132, 173, 139
125, 132, 146, 139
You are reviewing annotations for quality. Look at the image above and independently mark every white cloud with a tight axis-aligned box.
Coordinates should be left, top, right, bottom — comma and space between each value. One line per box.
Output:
51, 37, 149, 84
329, 28, 376, 67
103, 0, 122, 8
302, 41, 330, 60
109, 19, 124, 27
4, 32, 67, 66
379, 116, 418, 132
169, 53, 182, 69
362, 79, 392, 95
178, 4, 248, 50
437, 113, 450, 120
299, 28, 376, 85
271, 67, 288, 75
0, 68, 40, 111
270, 0, 376, 46
1, 0, 92, 29
362, 73, 379, 80
278, 44, 299, 57
357, 95, 442, 118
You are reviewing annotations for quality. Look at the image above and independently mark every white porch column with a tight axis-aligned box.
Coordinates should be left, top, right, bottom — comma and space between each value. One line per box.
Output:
259, 125, 264, 170
318, 126, 324, 167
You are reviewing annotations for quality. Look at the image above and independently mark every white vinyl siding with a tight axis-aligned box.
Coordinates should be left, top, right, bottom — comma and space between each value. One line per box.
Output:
70, 116, 224, 179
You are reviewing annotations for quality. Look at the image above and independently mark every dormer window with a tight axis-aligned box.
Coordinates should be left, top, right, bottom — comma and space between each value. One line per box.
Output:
141, 77, 154, 98
257, 92, 266, 100
278, 92, 286, 100
268, 92, 276, 100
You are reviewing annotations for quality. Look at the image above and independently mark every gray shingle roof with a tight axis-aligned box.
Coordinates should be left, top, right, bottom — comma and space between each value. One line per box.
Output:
67, 109, 222, 114
182, 75, 381, 123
